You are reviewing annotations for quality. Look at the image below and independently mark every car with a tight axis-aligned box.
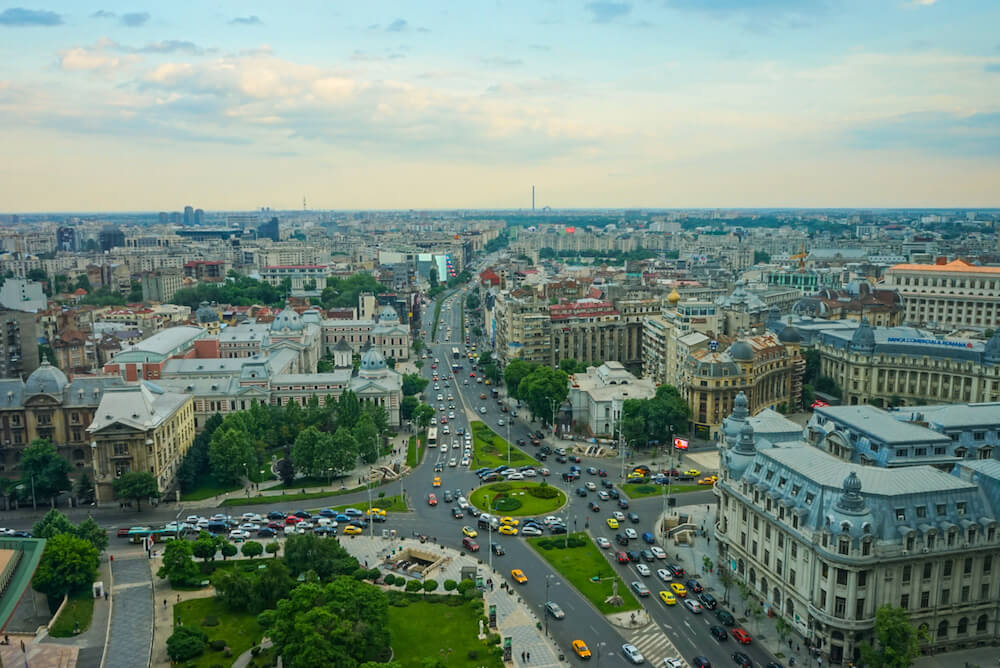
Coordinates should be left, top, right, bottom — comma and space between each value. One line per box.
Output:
462, 526, 478, 538
521, 525, 543, 536
715, 609, 737, 626
642, 532, 655, 545
607, 518, 619, 529
710, 625, 728, 641
664, 659, 685, 668
627, 511, 640, 523
334, 513, 351, 523
636, 564, 651, 577
451, 506, 464, 519
659, 589, 677, 605
608, 487, 621, 499
544, 601, 566, 619
448, 458, 458, 467
572, 640, 592, 659
692, 657, 712, 668
343, 525, 363, 535
443, 489, 454, 503
631, 581, 651, 597
596, 536, 611, 549
627, 550, 642, 563
575, 487, 588, 497
699, 593, 718, 610
584, 481, 597, 491
641, 549, 656, 562
616, 551, 629, 564
670, 582, 688, 597
293, 510, 312, 519
698, 476, 718, 485
461, 457, 471, 466
598, 490, 610, 501
500, 516, 519, 526
462, 537, 480, 551
621, 643, 645, 665
480, 407, 487, 414
228, 529, 249, 541
257, 527, 277, 538
684, 468, 701, 477
432, 476, 441, 487
732, 651, 752, 668
427, 494, 437, 506
683, 599, 703, 614
499, 525, 518, 535
615, 533, 629, 546
686, 579, 704, 593
510, 569, 528, 584
650, 546, 667, 559
667, 563, 686, 578
491, 543, 505, 556
731, 628, 752, 645
656, 568, 672, 582
612, 511, 625, 521
266, 511, 285, 520
624, 528, 638, 539
588, 501, 601, 512
618, 498, 630, 509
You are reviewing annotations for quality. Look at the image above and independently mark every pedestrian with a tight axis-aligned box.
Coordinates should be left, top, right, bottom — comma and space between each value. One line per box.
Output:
521, 650, 526, 662
177, 594, 181, 603
104, 591, 108, 601
20, 639, 25, 653
527, 651, 531, 661
788, 639, 793, 650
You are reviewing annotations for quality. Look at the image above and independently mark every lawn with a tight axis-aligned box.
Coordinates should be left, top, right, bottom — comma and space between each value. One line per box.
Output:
622, 483, 705, 499
48, 590, 95, 638
528, 533, 641, 614
469, 481, 565, 517
181, 474, 242, 502
262, 475, 346, 491
320, 494, 408, 514
406, 435, 425, 468
174, 597, 265, 668
220, 480, 391, 507
469, 421, 538, 469
387, 595, 502, 668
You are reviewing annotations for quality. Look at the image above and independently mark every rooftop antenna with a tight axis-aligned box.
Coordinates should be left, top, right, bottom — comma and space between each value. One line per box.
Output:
303, 196, 307, 211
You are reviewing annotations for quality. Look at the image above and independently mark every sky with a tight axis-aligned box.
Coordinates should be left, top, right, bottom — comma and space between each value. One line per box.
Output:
0, 0, 999, 212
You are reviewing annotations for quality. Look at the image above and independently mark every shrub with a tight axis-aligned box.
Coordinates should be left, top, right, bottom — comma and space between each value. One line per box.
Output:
456, 579, 476, 594
491, 497, 521, 512
383, 573, 396, 586
210, 639, 227, 652
468, 650, 479, 660
405, 579, 422, 593
201, 616, 219, 627
251, 646, 261, 657
567, 536, 586, 548
443, 579, 457, 591
487, 633, 501, 645
536, 539, 553, 550
422, 579, 438, 592
527, 485, 559, 499
166, 626, 207, 662
491, 483, 512, 492
635, 485, 656, 494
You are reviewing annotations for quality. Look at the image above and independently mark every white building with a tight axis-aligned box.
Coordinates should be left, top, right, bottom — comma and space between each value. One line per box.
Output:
567, 362, 656, 437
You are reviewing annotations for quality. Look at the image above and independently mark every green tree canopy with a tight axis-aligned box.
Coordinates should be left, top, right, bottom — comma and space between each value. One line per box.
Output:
32, 533, 99, 599
412, 403, 435, 431
859, 605, 925, 668
208, 426, 255, 486
112, 471, 160, 511
400, 395, 419, 421
503, 359, 537, 399
319, 273, 386, 310
283, 533, 359, 581
157, 539, 200, 587
20, 439, 72, 504
620, 384, 690, 447
352, 414, 378, 464
166, 626, 207, 663
401, 373, 429, 397
518, 366, 569, 425
171, 274, 288, 309
31, 509, 107, 552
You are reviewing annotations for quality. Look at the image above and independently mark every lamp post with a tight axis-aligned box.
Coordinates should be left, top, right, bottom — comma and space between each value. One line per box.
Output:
595, 641, 607, 668
543, 574, 554, 635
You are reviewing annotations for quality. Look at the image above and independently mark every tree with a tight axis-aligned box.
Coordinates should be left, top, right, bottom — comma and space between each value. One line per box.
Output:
429, 266, 438, 289
400, 396, 419, 421
292, 426, 324, 477
242, 540, 264, 559
620, 384, 691, 447
422, 579, 438, 593
73, 275, 91, 293
220, 541, 238, 560
802, 347, 821, 386
518, 366, 569, 425
157, 539, 200, 586
413, 403, 435, 432
75, 517, 109, 553
250, 559, 293, 612
465, 293, 481, 309
32, 508, 75, 539
74, 472, 95, 505
192, 532, 218, 562
32, 533, 98, 599
401, 373, 429, 397
859, 605, 925, 668
815, 375, 842, 399
208, 427, 256, 486
717, 565, 734, 605
112, 471, 159, 511
503, 360, 537, 399
353, 414, 378, 465
20, 439, 72, 506
283, 533, 359, 581
538, 247, 557, 259
276, 457, 296, 486
166, 626, 207, 662
214, 567, 254, 611
317, 357, 335, 373
753, 250, 771, 264
411, 338, 425, 354
265, 541, 281, 559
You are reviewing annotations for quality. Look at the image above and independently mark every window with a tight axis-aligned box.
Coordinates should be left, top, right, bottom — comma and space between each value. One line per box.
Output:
981, 583, 990, 600
957, 502, 967, 516
789, 569, 796, 586
822, 563, 829, 578
862, 539, 872, 556
834, 596, 846, 618
944, 560, 953, 577
858, 571, 868, 587
855, 598, 865, 619
923, 563, 932, 580
820, 589, 827, 608
776, 559, 783, 575
777, 533, 784, 547
792, 484, 801, 496
920, 591, 930, 608
838, 539, 850, 555
752, 540, 758, 557
765, 524, 771, 539
961, 585, 970, 602
791, 542, 798, 558
900, 593, 909, 609
754, 516, 759, 530
805, 493, 815, 505
836, 569, 848, 585
902, 565, 911, 583
936, 504, 946, 516
916, 506, 927, 519
974, 431, 985, 441
964, 558, 973, 575
941, 588, 950, 605
113, 443, 129, 457
984, 556, 992, 575
895, 508, 906, 521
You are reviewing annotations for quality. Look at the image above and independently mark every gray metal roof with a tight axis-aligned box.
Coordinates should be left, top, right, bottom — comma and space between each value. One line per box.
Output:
814, 405, 952, 445
900, 403, 1000, 430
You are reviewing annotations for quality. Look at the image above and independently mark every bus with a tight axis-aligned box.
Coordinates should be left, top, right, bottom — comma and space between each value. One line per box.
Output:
426, 427, 438, 449
452, 347, 461, 360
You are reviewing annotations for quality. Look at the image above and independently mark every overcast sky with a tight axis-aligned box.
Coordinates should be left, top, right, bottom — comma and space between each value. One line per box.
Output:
1, 0, 998, 212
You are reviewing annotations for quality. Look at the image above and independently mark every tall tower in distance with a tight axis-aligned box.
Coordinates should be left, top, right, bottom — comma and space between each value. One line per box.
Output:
531, 185, 535, 212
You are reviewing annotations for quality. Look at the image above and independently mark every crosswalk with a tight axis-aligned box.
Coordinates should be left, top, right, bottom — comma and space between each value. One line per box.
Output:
626, 623, 687, 667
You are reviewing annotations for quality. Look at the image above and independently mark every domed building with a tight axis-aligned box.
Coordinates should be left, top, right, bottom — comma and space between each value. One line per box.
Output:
264, 303, 322, 373
195, 301, 221, 335
369, 305, 410, 362
348, 345, 402, 426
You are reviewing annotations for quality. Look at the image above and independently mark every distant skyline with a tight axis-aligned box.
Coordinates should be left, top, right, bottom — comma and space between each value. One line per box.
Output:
1, 0, 998, 211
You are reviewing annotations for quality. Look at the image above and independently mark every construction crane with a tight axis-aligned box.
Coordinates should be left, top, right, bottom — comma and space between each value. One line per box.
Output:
790, 243, 809, 271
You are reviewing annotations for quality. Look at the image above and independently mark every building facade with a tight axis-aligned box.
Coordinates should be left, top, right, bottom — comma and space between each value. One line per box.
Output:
883, 259, 1000, 330
567, 362, 656, 437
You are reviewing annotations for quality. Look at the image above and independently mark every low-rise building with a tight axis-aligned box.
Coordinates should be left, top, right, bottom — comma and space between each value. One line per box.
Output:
567, 362, 656, 437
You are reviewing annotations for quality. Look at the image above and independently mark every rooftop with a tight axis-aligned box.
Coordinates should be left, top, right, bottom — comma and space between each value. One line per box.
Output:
87, 382, 190, 432
899, 403, 1000, 430
889, 258, 1000, 274
814, 405, 953, 445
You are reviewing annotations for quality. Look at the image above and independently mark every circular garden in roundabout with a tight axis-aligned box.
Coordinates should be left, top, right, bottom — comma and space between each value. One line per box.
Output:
469, 481, 567, 516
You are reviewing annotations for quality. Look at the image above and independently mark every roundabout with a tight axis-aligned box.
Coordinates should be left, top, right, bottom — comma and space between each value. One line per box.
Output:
469, 481, 567, 516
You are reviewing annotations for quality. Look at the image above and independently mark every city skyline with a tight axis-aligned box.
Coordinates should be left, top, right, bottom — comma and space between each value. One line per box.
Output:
1, 0, 999, 211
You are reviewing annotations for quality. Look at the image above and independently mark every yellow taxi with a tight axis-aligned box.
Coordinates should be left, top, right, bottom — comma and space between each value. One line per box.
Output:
698, 476, 718, 486
511, 569, 528, 584
432, 477, 442, 487
684, 469, 701, 477
343, 525, 363, 535
366, 507, 387, 517
659, 590, 677, 606
499, 525, 518, 536
500, 516, 519, 526
484, 379, 491, 385
572, 640, 592, 659
670, 582, 688, 597
607, 517, 619, 529
462, 526, 478, 538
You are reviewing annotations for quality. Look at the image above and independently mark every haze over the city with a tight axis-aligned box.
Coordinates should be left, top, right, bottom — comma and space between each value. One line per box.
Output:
1, 0, 999, 211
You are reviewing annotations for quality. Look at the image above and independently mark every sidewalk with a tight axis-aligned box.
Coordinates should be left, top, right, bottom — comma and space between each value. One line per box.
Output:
41, 557, 113, 668
104, 548, 154, 668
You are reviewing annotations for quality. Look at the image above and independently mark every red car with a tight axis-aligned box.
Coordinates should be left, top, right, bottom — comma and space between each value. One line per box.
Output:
284, 515, 299, 525
731, 628, 752, 645
427, 493, 438, 506
470, 372, 476, 377
616, 551, 629, 564
266, 522, 284, 531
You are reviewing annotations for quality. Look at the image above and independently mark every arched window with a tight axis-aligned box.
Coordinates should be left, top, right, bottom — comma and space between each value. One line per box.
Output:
773, 587, 780, 605
786, 598, 795, 617
749, 568, 757, 586
738, 559, 745, 575
957, 617, 968, 635
937, 620, 948, 639
760, 577, 768, 595
976, 615, 988, 633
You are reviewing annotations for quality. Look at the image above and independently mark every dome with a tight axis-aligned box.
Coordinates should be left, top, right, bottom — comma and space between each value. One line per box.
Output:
195, 301, 218, 324
271, 306, 304, 332
733, 390, 748, 415
667, 288, 681, 304
778, 325, 802, 343
986, 329, 1000, 364
729, 340, 754, 362
836, 471, 868, 515
25, 360, 69, 395
333, 337, 352, 352
849, 317, 875, 353
378, 305, 400, 323
360, 346, 387, 372
721, 390, 750, 448
734, 421, 756, 454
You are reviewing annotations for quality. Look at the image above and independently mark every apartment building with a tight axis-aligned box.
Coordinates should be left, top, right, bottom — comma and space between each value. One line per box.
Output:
883, 259, 1000, 330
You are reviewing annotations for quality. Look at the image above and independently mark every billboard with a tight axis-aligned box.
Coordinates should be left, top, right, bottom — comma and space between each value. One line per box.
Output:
673, 437, 689, 450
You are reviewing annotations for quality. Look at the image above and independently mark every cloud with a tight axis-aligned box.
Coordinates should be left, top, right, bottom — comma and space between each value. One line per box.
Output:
585, 2, 632, 23
59, 40, 141, 73
0, 7, 62, 26
909, 0, 937, 5
120, 12, 150, 27
481, 57, 523, 67
90, 10, 115, 19
229, 15, 261, 26
851, 111, 1000, 157
135, 40, 210, 55
386, 18, 407, 32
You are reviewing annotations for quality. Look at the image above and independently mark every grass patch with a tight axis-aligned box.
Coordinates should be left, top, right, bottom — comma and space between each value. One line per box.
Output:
262, 474, 346, 491
469, 421, 538, 469
48, 590, 95, 637
406, 435, 425, 468
387, 595, 502, 668
469, 482, 565, 517
622, 483, 705, 499
310, 494, 408, 514
220, 480, 391, 507
528, 533, 641, 614
173, 597, 264, 668
181, 474, 241, 502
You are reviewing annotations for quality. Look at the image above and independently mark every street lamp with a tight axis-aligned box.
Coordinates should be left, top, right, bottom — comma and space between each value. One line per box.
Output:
543, 574, 554, 635
595, 641, 607, 668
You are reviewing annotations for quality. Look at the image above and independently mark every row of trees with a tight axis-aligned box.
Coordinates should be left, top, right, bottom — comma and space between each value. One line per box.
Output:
171, 272, 290, 309
31, 509, 108, 604
503, 360, 570, 425
620, 385, 691, 448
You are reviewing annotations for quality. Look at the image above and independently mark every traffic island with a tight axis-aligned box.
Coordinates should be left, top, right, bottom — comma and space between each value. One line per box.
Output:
469, 482, 566, 517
